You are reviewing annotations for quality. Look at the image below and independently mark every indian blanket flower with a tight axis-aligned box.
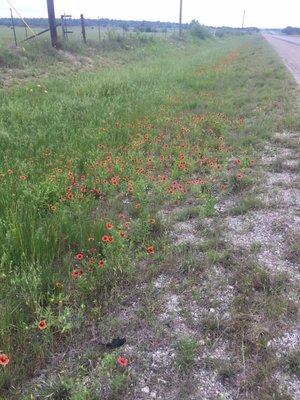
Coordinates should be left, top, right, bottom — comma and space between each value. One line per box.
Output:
98, 259, 106, 268
38, 320, 47, 331
72, 268, 84, 279
117, 356, 128, 368
75, 252, 84, 261
0, 353, 10, 367
147, 245, 155, 255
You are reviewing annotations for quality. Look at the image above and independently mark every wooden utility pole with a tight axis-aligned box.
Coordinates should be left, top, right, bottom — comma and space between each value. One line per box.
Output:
98, 16, 101, 41
179, 0, 183, 37
46, 0, 58, 47
80, 14, 87, 43
10, 8, 17, 46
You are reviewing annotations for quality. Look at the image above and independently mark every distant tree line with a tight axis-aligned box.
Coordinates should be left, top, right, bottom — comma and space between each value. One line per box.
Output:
281, 26, 300, 35
0, 17, 188, 32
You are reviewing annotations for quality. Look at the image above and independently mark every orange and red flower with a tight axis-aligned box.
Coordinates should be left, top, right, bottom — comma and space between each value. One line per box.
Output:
147, 245, 155, 255
72, 268, 84, 279
38, 320, 47, 331
0, 353, 10, 367
117, 356, 128, 367
75, 252, 84, 261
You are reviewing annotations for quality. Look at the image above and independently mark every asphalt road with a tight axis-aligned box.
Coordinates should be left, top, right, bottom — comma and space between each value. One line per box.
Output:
263, 34, 300, 85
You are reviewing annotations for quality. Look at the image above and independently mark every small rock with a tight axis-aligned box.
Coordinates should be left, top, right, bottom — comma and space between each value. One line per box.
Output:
150, 391, 157, 398
141, 386, 150, 394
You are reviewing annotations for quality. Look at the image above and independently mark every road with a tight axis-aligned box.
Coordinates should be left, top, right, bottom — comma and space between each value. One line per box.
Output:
263, 34, 300, 85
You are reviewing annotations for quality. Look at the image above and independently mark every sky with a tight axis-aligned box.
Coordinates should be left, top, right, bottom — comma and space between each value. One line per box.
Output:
0, 0, 300, 28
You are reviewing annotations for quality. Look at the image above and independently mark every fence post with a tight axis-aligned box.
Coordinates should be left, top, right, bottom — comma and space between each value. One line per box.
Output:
80, 14, 87, 44
46, 0, 58, 47
10, 8, 17, 46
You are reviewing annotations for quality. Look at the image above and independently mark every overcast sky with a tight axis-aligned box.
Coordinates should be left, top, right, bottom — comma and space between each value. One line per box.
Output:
1, 0, 299, 28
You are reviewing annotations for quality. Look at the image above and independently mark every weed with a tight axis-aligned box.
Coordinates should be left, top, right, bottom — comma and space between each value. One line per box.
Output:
176, 338, 199, 372
229, 194, 265, 215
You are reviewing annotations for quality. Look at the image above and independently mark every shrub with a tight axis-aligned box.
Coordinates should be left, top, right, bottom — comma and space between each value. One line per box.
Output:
189, 20, 211, 40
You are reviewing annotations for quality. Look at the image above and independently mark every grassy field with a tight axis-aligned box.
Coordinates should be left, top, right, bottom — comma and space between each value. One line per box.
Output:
0, 33, 299, 399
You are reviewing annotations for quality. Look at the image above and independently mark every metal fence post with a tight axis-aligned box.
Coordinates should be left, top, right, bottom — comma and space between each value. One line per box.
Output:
10, 8, 17, 46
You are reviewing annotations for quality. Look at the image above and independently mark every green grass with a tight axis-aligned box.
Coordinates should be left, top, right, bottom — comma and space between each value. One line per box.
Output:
176, 338, 199, 372
0, 33, 299, 397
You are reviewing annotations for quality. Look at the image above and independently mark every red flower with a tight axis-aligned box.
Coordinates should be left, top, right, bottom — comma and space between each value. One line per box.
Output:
38, 320, 47, 331
0, 353, 10, 367
117, 356, 128, 368
72, 269, 84, 279
106, 222, 113, 230
236, 172, 244, 180
111, 176, 120, 186
76, 252, 84, 261
98, 259, 106, 268
66, 191, 74, 200
19, 175, 28, 181
147, 245, 155, 255
108, 236, 114, 243
102, 235, 109, 242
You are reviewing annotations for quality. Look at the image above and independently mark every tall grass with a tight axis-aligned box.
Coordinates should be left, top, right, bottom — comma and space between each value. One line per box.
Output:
0, 34, 298, 396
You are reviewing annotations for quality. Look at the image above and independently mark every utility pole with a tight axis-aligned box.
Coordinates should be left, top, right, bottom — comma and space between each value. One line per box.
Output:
242, 9, 246, 29
10, 8, 17, 46
80, 14, 87, 44
98, 16, 101, 41
179, 0, 183, 37
46, 0, 58, 47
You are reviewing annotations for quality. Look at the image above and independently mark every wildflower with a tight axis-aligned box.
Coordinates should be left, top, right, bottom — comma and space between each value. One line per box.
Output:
236, 172, 244, 180
50, 204, 57, 212
88, 257, 96, 266
102, 235, 109, 242
98, 259, 106, 268
147, 245, 155, 255
111, 176, 120, 186
117, 356, 128, 367
106, 222, 113, 230
250, 159, 256, 166
119, 230, 126, 238
66, 191, 74, 200
75, 252, 84, 261
235, 159, 241, 166
19, 175, 28, 181
149, 218, 156, 224
55, 281, 63, 289
72, 269, 83, 279
38, 320, 47, 331
108, 236, 114, 244
0, 353, 10, 367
